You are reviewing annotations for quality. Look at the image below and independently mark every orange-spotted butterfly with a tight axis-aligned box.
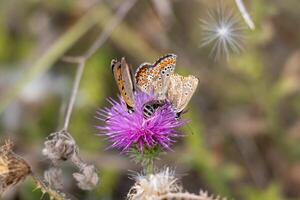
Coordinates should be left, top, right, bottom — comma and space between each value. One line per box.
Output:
111, 57, 135, 111
135, 54, 176, 100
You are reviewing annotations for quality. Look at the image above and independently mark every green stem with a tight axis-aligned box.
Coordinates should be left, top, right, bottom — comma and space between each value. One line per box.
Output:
144, 156, 154, 175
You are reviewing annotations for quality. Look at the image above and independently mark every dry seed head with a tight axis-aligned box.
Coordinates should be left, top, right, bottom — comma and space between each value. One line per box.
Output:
43, 130, 99, 191
44, 168, 64, 190
73, 165, 99, 191
127, 168, 227, 200
127, 168, 180, 200
0, 140, 31, 194
42, 130, 77, 164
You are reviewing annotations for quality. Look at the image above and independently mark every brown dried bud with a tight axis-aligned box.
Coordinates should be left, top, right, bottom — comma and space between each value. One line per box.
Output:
42, 130, 77, 164
0, 140, 31, 194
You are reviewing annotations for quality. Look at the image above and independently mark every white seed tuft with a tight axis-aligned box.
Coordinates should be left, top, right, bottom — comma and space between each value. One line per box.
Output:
200, 3, 246, 60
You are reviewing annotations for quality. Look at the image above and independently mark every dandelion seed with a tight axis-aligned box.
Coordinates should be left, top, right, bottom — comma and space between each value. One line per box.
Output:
200, 3, 245, 60
96, 92, 186, 153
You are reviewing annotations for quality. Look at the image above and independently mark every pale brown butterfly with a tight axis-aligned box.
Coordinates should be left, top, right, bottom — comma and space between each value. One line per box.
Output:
167, 73, 199, 114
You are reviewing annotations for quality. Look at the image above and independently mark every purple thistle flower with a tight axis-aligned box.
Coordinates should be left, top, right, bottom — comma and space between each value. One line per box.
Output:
96, 92, 187, 153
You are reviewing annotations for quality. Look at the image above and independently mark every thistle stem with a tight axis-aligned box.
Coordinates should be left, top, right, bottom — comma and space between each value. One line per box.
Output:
144, 157, 154, 174
63, 59, 85, 131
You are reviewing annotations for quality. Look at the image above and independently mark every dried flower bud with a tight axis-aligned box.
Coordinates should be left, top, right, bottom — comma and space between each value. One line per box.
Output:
42, 130, 77, 164
0, 140, 31, 194
43, 129, 99, 191
44, 168, 64, 190
73, 165, 99, 191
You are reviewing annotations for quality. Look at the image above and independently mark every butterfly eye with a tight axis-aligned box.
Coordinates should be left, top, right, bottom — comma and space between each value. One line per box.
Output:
145, 105, 152, 110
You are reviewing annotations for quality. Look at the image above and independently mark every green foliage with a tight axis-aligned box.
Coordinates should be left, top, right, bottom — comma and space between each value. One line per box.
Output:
20, 180, 44, 200
183, 112, 232, 197
242, 184, 286, 200
95, 169, 119, 199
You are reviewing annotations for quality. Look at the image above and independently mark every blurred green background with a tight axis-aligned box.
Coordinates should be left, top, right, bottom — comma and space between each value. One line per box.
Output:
1, 0, 300, 199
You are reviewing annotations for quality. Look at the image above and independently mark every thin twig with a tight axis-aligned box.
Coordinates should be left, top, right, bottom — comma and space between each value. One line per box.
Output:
63, 59, 85, 131
159, 192, 223, 200
235, 0, 255, 30
62, 0, 137, 131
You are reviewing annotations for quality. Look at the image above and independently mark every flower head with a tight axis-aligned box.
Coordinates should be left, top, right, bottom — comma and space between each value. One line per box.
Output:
200, 3, 245, 60
97, 92, 186, 153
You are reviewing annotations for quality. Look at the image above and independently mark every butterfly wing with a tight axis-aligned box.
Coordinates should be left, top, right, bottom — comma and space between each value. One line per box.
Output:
135, 62, 153, 94
153, 54, 176, 99
167, 74, 183, 109
167, 74, 198, 113
135, 54, 176, 100
111, 58, 135, 109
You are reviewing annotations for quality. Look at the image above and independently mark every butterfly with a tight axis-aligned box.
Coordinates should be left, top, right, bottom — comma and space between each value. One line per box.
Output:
111, 54, 198, 118
111, 57, 135, 111
142, 74, 198, 118
135, 54, 176, 100
167, 73, 199, 114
